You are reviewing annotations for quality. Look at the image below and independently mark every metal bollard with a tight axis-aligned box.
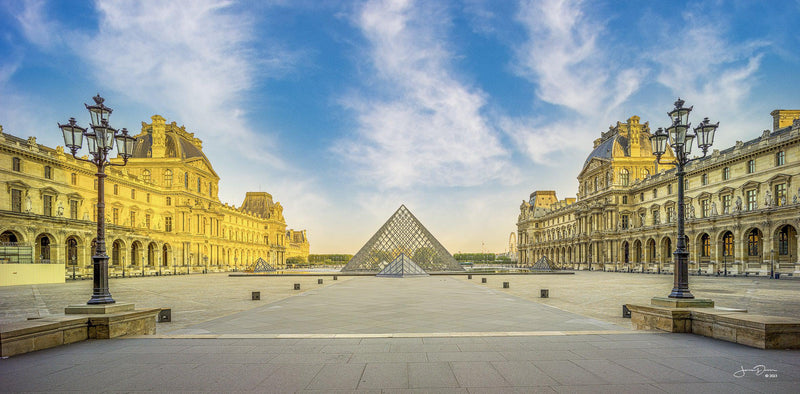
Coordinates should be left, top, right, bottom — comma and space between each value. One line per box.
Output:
333, 275, 338, 280
294, 283, 300, 290
622, 305, 631, 318
481, 278, 487, 283
252, 291, 260, 300
503, 282, 509, 288
540, 289, 549, 298
158, 309, 171, 322
318, 279, 323, 284
468, 274, 472, 279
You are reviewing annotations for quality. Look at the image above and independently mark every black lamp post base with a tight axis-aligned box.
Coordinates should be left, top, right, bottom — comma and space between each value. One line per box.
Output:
668, 288, 695, 299
87, 295, 116, 305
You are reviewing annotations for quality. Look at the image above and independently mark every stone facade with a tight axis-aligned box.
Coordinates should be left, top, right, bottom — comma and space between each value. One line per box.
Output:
518, 110, 800, 275
0, 116, 310, 280
286, 229, 310, 262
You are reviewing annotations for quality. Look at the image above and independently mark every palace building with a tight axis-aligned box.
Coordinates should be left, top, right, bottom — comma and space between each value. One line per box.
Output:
517, 109, 800, 276
0, 115, 309, 284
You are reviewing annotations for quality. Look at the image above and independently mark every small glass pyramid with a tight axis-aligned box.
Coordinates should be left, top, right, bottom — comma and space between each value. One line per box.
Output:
376, 253, 429, 277
342, 205, 463, 273
530, 256, 558, 271
248, 257, 276, 273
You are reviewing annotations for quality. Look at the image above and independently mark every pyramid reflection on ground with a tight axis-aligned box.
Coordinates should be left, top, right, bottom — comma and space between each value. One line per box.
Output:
342, 205, 463, 273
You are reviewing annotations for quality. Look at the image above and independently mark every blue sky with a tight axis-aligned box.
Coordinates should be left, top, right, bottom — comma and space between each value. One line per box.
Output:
1, 0, 799, 254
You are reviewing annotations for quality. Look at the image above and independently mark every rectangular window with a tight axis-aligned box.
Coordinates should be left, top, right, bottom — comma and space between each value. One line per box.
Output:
197, 178, 201, 193
146, 193, 150, 203
701, 199, 709, 218
11, 189, 22, 212
44, 166, 52, 179
775, 183, 786, 206
722, 195, 732, 214
69, 200, 78, 219
653, 210, 660, 225
747, 159, 755, 174
165, 217, 173, 232
701, 173, 708, 186
93, 179, 98, 190
43, 195, 53, 216
622, 196, 628, 204
130, 211, 136, 227
621, 215, 629, 229
71, 173, 77, 185
112, 208, 119, 225
640, 193, 644, 201
12, 157, 21, 171
653, 189, 657, 198
723, 167, 730, 180
776, 151, 785, 166
131, 189, 136, 199
667, 206, 675, 223
113, 184, 119, 195
746, 189, 757, 211
684, 179, 689, 190
145, 214, 151, 229
166, 196, 171, 206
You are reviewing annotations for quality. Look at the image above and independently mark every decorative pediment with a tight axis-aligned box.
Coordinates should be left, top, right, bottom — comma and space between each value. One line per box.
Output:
6, 180, 31, 193
66, 192, 83, 201
578, 158, 609, 178
649, 204, 661, 210
697, 192, 712, 200
39, 186, 59, 197
740, 180, 761, 191
717, 186, 735, 195
766, 173, 791, 186
186, 157, 218, 177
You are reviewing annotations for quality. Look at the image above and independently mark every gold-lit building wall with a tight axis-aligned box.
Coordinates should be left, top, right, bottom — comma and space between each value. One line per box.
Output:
285, 229, 310, 262
518, 110, 800, 275
0, 116, 308, 278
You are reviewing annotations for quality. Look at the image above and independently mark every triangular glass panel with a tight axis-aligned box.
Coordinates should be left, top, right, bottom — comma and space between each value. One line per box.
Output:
343, 205, 463, 273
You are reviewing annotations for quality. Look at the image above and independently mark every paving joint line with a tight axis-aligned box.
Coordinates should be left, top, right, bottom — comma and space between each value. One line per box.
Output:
126, 329, 660, 339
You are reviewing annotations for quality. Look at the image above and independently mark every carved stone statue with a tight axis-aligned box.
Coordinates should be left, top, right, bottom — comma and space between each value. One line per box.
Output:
57, 201, 64, 217
794, 195, 798, 204
25, 195, 32, 213
765, 190, 773, 207
690, 204, 696, 218
735, 196, 743, 212
711, 202, 718, 216
781, 195, 786, 206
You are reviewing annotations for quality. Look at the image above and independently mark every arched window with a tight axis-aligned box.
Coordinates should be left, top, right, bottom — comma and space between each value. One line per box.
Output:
723, 232, 734, 256
142, 170, 151, 183
701, 234, 710, 257
620, 169, 629, 186
747, 229, 760, 256
778, 226, 790, 255
164, 170, 173, 187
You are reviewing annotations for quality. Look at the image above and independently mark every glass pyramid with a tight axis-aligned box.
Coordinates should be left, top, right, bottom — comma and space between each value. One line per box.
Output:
376, 253, 429, 277
248, 257, 276, 273
530, 256, 558, 271
342, 205, 464, 273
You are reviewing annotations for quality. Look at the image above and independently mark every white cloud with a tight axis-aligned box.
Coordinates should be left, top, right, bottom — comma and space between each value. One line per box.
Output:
507, 0, 647, 165
337, 0, 515, 189
513, 0, 645, 116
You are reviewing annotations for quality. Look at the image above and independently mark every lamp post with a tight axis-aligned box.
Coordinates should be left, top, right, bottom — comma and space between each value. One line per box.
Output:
723, 253, 728, 277
158, 255, 162, 276
650, 98, 719, 299
122, 256, 126, 278
59, 95, 134, 304
770, 249, 775, 279
141, 255, 145, 277
173, 256, 176, 275
71, 255, 77, 280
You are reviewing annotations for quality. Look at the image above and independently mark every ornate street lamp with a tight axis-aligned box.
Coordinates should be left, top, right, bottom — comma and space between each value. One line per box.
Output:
59, 95, 135, 304
650, 98, 718, 299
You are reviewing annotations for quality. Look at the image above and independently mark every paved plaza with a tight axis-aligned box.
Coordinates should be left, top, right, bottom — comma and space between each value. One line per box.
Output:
1, 272, 799, 392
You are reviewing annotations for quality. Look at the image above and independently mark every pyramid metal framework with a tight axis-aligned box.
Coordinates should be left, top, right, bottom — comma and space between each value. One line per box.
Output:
530, 256, 558, 271
248, 257, 276, 273
342, 205, 463, 273
376, 254, 430, 277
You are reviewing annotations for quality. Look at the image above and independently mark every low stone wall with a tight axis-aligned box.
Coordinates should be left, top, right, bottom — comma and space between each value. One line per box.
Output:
627, 304, 800, 349
0, 308, 159, 357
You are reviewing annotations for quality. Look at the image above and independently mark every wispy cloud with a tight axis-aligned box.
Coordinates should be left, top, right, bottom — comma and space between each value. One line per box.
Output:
653, 9, 768, 130
506, 0, 646, 166
337, 0, 515, 189
513, 0, 645, 117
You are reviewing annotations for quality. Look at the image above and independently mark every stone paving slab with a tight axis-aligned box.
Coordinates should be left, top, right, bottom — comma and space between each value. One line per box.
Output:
1, 334, 797, 392
166, 276, 623, 335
